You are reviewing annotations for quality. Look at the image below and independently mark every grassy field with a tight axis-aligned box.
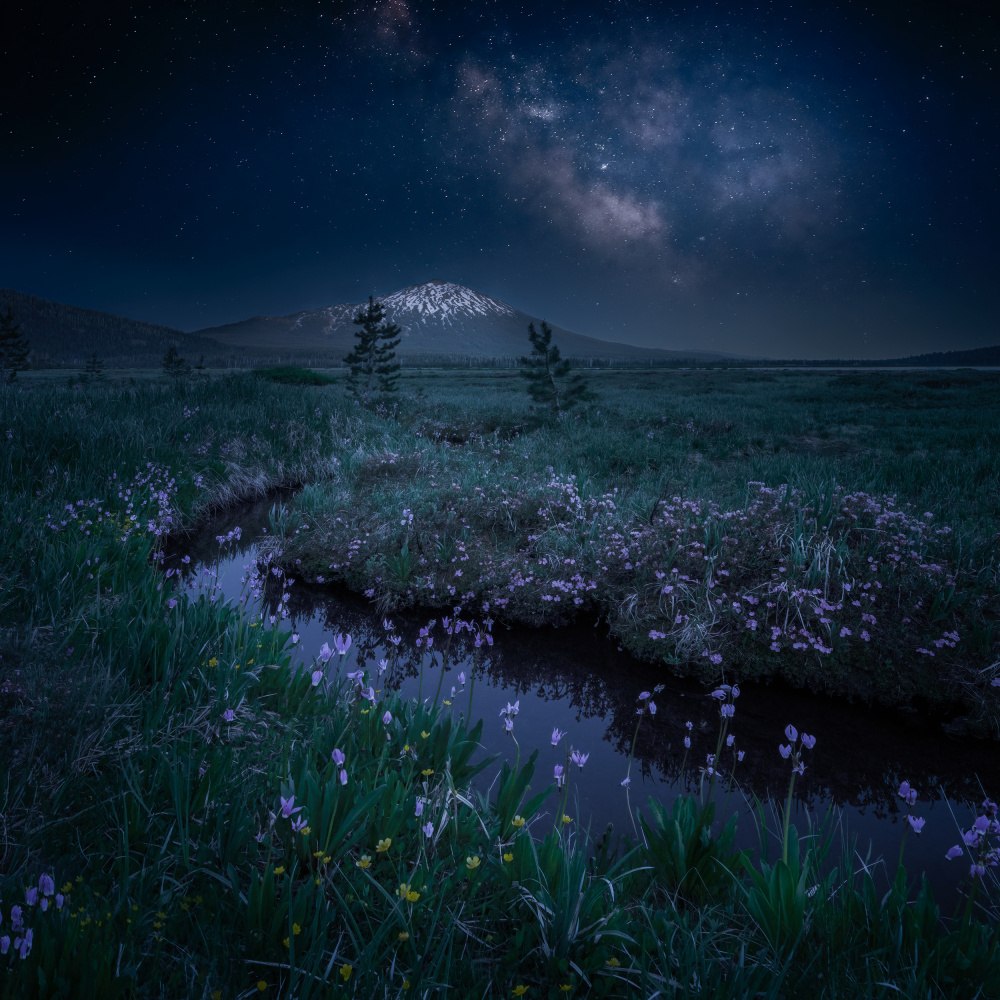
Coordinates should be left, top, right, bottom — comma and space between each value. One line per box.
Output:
2, 369, 999, 998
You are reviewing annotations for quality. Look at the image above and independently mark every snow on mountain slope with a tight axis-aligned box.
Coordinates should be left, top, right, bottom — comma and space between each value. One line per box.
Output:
380, 280, 515, 325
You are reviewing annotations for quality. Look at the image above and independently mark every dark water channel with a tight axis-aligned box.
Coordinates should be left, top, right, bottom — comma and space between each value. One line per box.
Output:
164, 497, 1000, 905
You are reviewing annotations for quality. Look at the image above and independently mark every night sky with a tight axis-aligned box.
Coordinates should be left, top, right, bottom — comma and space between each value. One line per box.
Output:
2, 1, 997, 358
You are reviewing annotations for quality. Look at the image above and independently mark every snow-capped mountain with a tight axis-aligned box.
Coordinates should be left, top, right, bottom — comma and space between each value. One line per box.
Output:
193, 279, 730, 361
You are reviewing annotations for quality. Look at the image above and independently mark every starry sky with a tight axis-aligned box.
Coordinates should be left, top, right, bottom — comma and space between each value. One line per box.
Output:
2, 0, 997, 358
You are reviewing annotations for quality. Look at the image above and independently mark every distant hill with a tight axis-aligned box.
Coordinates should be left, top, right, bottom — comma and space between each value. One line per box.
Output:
193, 280, 739, 364
0, 288, 244, 367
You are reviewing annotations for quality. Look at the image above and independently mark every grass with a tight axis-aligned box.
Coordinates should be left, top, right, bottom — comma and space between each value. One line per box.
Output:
1, 369, 998, 997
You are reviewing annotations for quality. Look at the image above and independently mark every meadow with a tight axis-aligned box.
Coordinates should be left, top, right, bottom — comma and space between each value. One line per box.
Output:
1, 367, 999, 998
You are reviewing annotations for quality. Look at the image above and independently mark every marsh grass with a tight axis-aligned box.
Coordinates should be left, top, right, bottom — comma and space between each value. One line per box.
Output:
1, 371, 998, 997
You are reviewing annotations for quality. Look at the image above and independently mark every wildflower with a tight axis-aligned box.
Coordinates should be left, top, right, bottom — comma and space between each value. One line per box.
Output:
551, 727, 567, 746
208, 657, 218, 667
726, 734, 735, 747
971, 864, 986, 878
257, 981, 268, 991
945, 845, 963, 860
737, 750, 745, 761
466, 856, 481, 871
554, 764, 565, 788
378, 658, 389, 675
503, 852, 514, 862
398, 931, 410, 942
898, 781, 918, 806
356, 855, 372, 869
800, 733, 816, 750
907, 815, 925, 834
311, 669, 323, 687
291, 816, 309, 833
779, 744, 792, 759
562, 814, 573, 824
621, 776, 631, 786
570, 750, 589, 769
273, 866, 285, 875
332, 748, 345, 766
339, 965, 352, 982
318, 643, 333, 663
458, 671, 466, 685
383, 710, 393, 725
15, 929, 32, 958
376, 838, 392, 853
25, 887, 37, 906
223, 708, 235, 722
422, 821, 434, 837
334, 633, 352, 656
0, 937, 9, 955
606, 957, 620, 967
784, 724, 798, 742
421, 731, 430, 739
684, 736, 691, 749
648, 701, 657, 715
422, 768, 434, 776
513, 987, 529, 997
639, 691, 651, 700
346, 669, 364, 682
279, 795, 301, 818
512, 815, 526, 828
339, 769, 348, 785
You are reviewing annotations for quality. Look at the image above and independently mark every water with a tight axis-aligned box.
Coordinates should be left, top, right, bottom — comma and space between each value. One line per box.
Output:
163, 496, 1000, 904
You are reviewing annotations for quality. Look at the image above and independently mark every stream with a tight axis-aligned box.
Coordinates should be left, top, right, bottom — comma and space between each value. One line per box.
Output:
163, 495, 1000, 904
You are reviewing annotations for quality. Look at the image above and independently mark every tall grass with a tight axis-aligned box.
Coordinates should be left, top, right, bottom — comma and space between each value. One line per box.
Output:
1, 372, 998, 997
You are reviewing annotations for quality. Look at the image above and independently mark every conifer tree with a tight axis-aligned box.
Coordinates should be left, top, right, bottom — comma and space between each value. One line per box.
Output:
520, 320, 592, 416
0, 308, 30, 385
343, 295, 401, 402
162, 345, 192, 381
83, 352, 105, 381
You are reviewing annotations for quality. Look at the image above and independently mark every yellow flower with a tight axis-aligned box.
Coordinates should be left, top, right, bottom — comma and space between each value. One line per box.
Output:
300, 826, 311, 836
313, 850, 324, 858
403, 744, 410, 752
512, 815, 526, 828
398, 931, 410, 942
247, 658, 254, 664
62, 882, 73, 893
503, 852, 514, 862
605, 957, 620, 968
465, 856, 481, 871
406, 890, 420, 903
360, 708, 370, 715
561, 814, 573, 824
234, 664, 240, 670
559, 987, 572, 993
212, 992, 222, 1000
421, 731, 430, 739
421, 768, 434, 776
208, 657, 218, 667
322, 855, 331, 864
443, 700, 451, 706
513, 987, 529, 997
283, 937, 290, 948
339, 964, 352, 982
356, 855, 372, 869
273, 866, 285, 876
256, 982, 268, 992
396, 882, 412, 898
376, 838, 392, 853
293, 923, 301, 936
403, 980, 410, 991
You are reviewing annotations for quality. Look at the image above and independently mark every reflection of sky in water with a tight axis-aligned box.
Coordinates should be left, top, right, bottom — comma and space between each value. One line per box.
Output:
165, 499, 1000, 904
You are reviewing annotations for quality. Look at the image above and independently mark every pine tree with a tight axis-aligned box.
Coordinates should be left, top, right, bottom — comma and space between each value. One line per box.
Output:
162, 346, 192, 381
0, 308, 30, 385
520, 320, 593, 416
343, 296, 401, 402
82, 352, 105, 381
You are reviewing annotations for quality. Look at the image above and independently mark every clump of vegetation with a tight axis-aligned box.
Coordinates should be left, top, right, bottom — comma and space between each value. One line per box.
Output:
255, 365, 338, 386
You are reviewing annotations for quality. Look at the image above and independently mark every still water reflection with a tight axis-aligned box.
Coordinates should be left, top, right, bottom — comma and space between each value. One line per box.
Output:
164, 498, 999, 904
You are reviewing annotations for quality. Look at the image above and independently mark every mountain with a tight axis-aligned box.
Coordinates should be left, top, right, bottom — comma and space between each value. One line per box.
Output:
193, 280, 736, 363
0, 288, 245, 367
